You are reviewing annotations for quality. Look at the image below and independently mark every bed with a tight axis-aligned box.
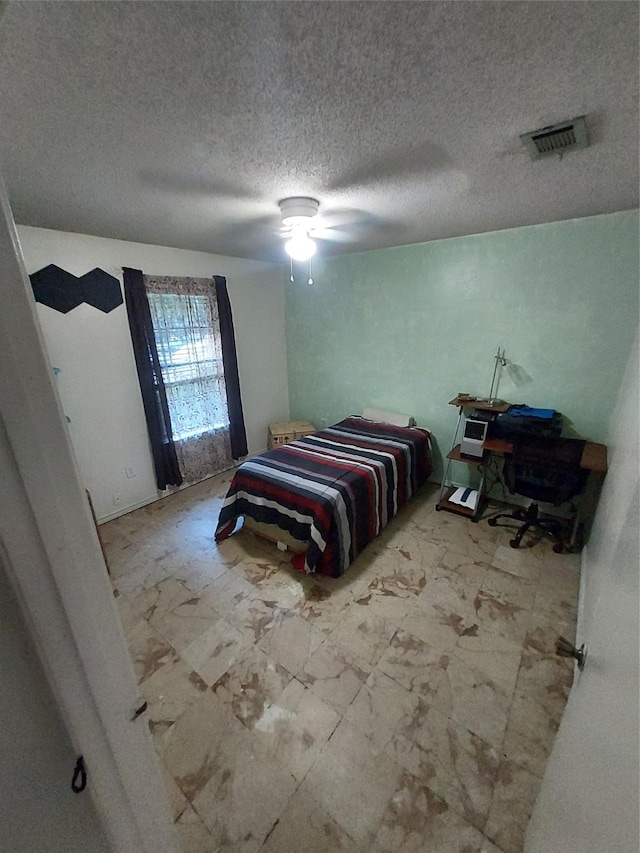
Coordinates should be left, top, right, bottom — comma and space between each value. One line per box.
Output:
215, 415, 431, 578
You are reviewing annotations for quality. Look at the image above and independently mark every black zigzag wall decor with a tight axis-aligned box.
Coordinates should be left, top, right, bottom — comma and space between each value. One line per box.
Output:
29, 264, 123, 314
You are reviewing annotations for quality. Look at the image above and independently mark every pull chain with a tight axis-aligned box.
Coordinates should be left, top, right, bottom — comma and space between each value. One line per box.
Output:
307, 258, 314, 286
289, 257, 295, 283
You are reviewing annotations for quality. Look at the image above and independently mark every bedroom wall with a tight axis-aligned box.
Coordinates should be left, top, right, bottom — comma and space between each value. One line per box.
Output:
285, 210, 639, 483
16, 226, 289, 521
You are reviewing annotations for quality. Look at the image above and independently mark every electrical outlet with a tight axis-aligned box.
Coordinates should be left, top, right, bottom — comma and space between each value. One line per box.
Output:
112, 493, 123, 506
125, 466, 136, 479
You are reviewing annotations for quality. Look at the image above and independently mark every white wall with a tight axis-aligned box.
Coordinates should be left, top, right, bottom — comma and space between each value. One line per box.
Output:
16, 226, 289, 520
526, 327, 639, 852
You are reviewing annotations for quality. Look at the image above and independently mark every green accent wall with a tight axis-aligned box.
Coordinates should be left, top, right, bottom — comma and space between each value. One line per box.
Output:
285, 211, 639, 482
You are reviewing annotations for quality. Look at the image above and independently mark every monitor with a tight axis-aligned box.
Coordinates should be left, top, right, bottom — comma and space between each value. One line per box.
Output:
460, 417, 488, 458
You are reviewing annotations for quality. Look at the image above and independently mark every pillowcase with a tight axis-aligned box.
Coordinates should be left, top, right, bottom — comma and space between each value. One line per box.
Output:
362, 407, 416, 428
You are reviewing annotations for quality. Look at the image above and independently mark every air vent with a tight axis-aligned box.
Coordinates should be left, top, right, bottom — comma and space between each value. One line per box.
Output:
520, 116, 589, 160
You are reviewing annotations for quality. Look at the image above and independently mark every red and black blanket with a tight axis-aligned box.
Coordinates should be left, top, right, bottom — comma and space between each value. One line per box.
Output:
215, 416, 431, 578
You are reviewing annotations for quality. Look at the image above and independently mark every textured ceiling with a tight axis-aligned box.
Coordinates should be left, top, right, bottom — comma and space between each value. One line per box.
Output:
0, 1, 637, 262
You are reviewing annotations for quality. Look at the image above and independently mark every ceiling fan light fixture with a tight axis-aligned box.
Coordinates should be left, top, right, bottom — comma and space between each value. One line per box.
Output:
285, 232, 317, 261
279, 197, 320, 261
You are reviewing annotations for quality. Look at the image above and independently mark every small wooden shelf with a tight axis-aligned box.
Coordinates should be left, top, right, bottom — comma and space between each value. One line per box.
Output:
483, 437, 513, 454
436, 486, 485, 520
447, 444, 487, 466
449, 397, 511, 413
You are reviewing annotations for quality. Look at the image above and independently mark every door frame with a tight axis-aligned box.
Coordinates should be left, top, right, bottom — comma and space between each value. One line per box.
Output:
0, 175, 178, 852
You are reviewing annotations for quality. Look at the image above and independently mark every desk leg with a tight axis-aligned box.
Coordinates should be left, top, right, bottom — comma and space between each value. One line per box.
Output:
476, 467, 486, 520
568, 492, 584, 551
437, 462, 450, 507
438, 407, 464, 506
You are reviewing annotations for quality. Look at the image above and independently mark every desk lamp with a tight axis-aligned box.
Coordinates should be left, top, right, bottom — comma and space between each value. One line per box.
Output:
487, 347, 533, 403
488, 346, 508, 405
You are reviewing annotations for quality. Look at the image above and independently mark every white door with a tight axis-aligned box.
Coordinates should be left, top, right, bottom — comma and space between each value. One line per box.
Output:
526, 329, 639, 853
0, 548, 110, 852
0, 174, 178, 852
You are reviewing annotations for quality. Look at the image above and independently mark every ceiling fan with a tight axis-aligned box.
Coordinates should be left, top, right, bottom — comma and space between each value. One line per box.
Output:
278, 197, 321, 262
272, 141, 458, 263
139, 140, 456, 262
276, 197, 392, 282
278, 196, 379, 283
277, 197, 322, 283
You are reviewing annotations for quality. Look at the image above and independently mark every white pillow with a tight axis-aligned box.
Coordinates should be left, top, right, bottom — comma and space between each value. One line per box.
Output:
362, 407, 416, 428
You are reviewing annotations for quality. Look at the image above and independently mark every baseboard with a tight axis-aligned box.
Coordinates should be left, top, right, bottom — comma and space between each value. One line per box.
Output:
96, 458, 250, 525
97, 494, 159, 524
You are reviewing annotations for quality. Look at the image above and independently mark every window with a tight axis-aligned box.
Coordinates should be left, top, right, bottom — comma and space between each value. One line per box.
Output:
147, 291, 230, 442
124, 268, 244, 489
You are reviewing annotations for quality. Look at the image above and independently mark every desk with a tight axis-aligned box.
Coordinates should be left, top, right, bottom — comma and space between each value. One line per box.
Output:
436, 397, 512, 520
484, 437, 607, 473
436, 396, 608, 525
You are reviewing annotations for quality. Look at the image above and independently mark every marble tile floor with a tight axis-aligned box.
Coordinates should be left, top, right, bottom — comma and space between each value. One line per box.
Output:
102, 471, 580, 853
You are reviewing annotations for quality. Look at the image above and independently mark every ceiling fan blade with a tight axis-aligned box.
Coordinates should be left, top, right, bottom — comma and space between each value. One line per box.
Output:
327, 141, 456, 193
209, 197, 412, 261
311, 227, 356, 243
138, 168, 255, 201
313, 209, 369, 229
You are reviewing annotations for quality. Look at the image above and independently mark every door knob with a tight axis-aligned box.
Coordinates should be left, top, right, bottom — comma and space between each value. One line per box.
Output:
556, 636, 587, 671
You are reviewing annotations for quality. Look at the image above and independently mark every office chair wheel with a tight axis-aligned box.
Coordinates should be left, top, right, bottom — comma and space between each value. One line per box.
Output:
487, 517, 497, 527
509, 538, 520, 548
553, 542, 565, 554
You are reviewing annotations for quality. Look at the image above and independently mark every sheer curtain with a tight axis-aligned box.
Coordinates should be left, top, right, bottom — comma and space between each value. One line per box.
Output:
144, 275, 233, 484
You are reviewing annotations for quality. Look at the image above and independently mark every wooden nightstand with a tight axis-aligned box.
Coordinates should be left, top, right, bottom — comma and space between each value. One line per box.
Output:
268, 420, 316, 449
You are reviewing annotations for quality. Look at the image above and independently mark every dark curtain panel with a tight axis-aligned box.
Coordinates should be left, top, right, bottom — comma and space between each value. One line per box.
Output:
214, 276, 248, 459
123, 267, 183, 490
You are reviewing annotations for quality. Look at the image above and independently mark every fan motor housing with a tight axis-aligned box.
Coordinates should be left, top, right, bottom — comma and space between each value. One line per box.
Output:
279, 197, 319, 227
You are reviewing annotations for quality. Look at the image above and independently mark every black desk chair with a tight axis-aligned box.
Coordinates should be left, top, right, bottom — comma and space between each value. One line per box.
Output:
487, 436, 588, 552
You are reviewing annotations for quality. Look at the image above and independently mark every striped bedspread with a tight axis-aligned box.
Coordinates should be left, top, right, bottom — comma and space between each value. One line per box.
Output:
215, 416, 431, 578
